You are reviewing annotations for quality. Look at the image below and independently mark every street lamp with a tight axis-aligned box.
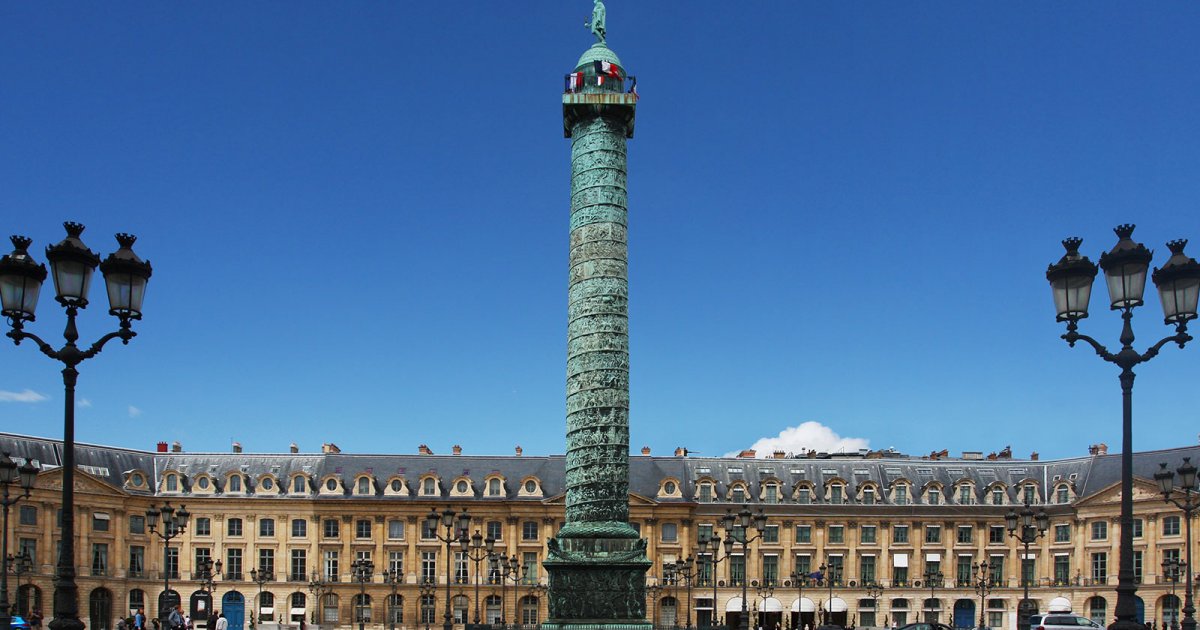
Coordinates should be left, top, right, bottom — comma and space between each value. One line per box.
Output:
249, 567, 270, 629
419, 580, 437, 630
1005, 498, 1048, 630
1163, 559, 1183, 630
307, 570, 332, 625
670, 557, 696, 630
789, 571, 812, 630
198, 558, 223, 595
720, 507, 769, 630
752, 579, 774, 630
146, 503, 191, 622
1155, 457, 1199, 630
7, 551, 34, 617
526, 582, 547, 627
427, 508, 470, 630
498, 555, 523, 630
382, 568, 401, 630
865, 582, 883, 630
1046, 227, 1200, 630
0, 452, 38, 630
1, 224, 153, 630
817, 562, 841, 627
648, 578, 664, 629
922, 568, 943, 624
698, 535, 734, 629
971, 562, 992, 630
460, 530, 496, 624
352, 558, 374, 630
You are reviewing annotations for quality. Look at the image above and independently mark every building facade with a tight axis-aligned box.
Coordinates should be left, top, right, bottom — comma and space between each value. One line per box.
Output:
1, 434, 1196, 630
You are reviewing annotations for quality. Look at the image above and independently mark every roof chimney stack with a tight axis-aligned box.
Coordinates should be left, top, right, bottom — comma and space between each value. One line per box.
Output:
674, 447, 688, 457
514, 445, 522, 456
171, 441, 182, 453
418, 444, 432, 455
1096, 443, 1108, 455
156, 441, 168, 453
773, 450, 786, 459
290, 443, 299, 454
322, 443, 341, 454
737, 449, 757, 459
452, 445, 462, 456
232, 442, 243, 453
641, 446, 651, 456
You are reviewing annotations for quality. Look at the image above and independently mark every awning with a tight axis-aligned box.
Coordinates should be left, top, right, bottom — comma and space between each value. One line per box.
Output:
93, 512, 111, 520
726, 597, 744, 612
290, 609, 307, 617
1022, 553, 1036, 560
894, 554, 908, 568
791, 598, 815, 613
259, 608, 274, 615
829, 598, 847, 613
925, 553, 941, 562
761, 598, 782, 613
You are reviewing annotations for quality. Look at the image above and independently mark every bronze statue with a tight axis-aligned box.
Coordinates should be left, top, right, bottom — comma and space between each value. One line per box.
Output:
586, 0, 606, 43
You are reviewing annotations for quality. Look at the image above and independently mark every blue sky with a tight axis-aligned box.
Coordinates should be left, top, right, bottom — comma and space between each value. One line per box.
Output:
2, 3, 1198, 460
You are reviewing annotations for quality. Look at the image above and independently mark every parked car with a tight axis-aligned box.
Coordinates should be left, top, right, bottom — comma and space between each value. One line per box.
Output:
11, 616, 31, 630
897, 623, 955, 630
1029, 614, 1103, 630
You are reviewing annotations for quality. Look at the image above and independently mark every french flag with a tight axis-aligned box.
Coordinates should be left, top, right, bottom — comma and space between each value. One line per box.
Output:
594, 60, 621, 79
565, 72, 584, 92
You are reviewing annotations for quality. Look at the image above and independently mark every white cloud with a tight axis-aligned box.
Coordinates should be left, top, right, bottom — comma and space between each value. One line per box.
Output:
79, 398, 93, 408
0, 389, 48, 403
128, 406, 143, 418
725, 421, 870, 458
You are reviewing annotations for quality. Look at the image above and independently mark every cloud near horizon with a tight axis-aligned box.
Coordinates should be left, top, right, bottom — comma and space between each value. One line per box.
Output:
0, 389, 48, 403
128, 405, 143, 418
725, 421, 870, 458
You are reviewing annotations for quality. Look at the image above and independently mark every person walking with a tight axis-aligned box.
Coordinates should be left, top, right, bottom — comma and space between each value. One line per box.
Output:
215, 612, 229, 630
169, 605, 186, 630
135, 608, 146, 630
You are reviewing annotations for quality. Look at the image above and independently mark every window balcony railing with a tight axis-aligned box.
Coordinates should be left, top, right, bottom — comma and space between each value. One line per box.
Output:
563, 73, 637, 96
128, 570, 145, 579
289, 573, 308, 582
226, 572, 244, 581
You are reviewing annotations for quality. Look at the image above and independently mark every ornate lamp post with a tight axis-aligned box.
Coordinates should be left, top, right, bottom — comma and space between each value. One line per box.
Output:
671, 557, 696, 630
647, 578, 664, 629
698, 535, 734, 629
1163, 559, 1183, 630
1155, 457, 1199, 630
971, 561, 992, 630
0, 452, 38, 630
499, 556, 523, 630
351, 558, 374, 630
146, 503, 191, 621
307, 570, 331, 625
7, 551, 34, 617
720, 507, 769, 630
426, 509, 470, 630
1, 224, 153, 630
525, 582, 547, 627
382, 568, 401, 630
1046, 226, 1200, 630
249, 567, 270, 628
922, 568, 943, 624
460, 530, 495, 624
1006, 498, 1049, 630
198, 558, 223, 595
817, 562, 840, 626
752, 579, 774, 630
789, 572, 812, 630
419, 580, 437, 630
865, 582, 883, 629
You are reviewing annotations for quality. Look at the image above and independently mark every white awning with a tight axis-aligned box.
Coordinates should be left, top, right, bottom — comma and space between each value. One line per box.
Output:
925, 553, 941, 561
829, 597, 848, 613
1022, 553, 1035, 560
894, 554, 908, 568
761, 598, 782, 613
1049, 597, 1072, 613
93, 512, 111, 520
259, 608, 274, 615
726, 597, 744, 612
290, 609, 306, 617
791, 598, 815, 613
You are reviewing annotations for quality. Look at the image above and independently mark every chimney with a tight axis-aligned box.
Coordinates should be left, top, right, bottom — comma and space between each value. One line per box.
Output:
674, 447, 688, 457
322, 443, 341, 454
514, 445, 522, 457
290, 443, 299, 454
417, 444, 431, 455
773, 450, 786, 459
171, 441, 182, 453
737, 449, 757, 459
1096, 443, 1108, 455
1030, 452, 1039, 461
156, 441, 168, 453
452, 445, 462, 456
641, 446, 651, 456
232, 442, 242, 454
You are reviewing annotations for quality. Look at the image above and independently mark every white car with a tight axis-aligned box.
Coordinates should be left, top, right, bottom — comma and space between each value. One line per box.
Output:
1029, 614, 1103, 630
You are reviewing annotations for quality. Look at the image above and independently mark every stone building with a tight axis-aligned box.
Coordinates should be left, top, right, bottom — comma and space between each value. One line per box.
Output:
1, 433, 1195, 630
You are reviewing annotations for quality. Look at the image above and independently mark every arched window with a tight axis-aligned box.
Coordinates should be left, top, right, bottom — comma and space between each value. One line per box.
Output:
1088, 597, 1107, 626
229, 475, 242, 493
991, 487, 1005, 505
421, 595, 437, 624
386, 595, 403, 623
453, 595, 469, 624
521, 596, 540, 625
660, 596, 678, 627
862, 486, 877, 505
290, 592, 307, 621
165, 474, 178, 492
128, 589, 145, 614
357, 477, 371, 495
485, 595, 502, 624
353, 594, 371, 623
293, 476, 306, 493
423, 478, 436, 495
259, 592, 276, 621
322, 593, 339, 623
488, 478, 501, 496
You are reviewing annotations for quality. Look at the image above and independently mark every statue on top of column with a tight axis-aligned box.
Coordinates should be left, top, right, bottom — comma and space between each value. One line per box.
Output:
587, 0, 606, 43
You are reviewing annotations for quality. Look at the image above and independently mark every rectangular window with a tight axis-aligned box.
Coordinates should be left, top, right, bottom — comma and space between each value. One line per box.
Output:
699, 484, 713, 502
925, 525, 941, 544
956, 555, 973, 584
292, 518, 307, 538
260, 518, 275, 537
957, 526, 973, 544
762, 555, 779, 585
661, 523, 678, 542
421, 551, 437, 583
356, 519, 372, 539
729, 555, 745, 587
388, 551, 404, 574
893, 566, 908, 586
388, 519, 405, 540
522, 521, 539, 541
830, 485, 844, 504
794, 554, 812, 577
895, 486, 909, 505
861, 526, 877, 544
195, 517, 211, 536
989, 556, 1004, 584
862, 488, 877, 505
732, 487, 746, 503
989, 525, 1005, 544
1054, 555, 1070, 584
797, 487, 811, 504
290, 549, 307, 580
455, 551, 469, 584
1163, 516, 1181, 536
860, 556, 876, 583
228, 518, 243, 537
324, 550, 338, 581
129, 545, 144, 577
1132, 518, 1143, 539
928, 488, 941, 505
828, 525, 844, 544
698, 524, 714, 543
827, 555, 844, 585
523, 551, 538, 582
1023, 486, 1035, 504
1091, 552, 1107, 582
1021, 557, 1034, 587
18, 538, 35, 566
894, 525, 909, 544
1056, 486, 1069, 503
93, 513, 110, 532
762, 525, 779, 543
129, 515, 145, 535
227, 548, 243, 580
765, 485, 779, 504
1054, 524, 1071, 543
259, 549, 275, 576
91, 543, 108, 575
195, 547, 212, 572
1133, 550, 1143, 584
323, 519, 339, 538
991, 488, 1004, 505
795, 525, 812, 544
1091, 521, 1107, 541
959, 485, 973, 504
18, 506, 37, 526
487, 520, 502, 541
165, 548, 179, 579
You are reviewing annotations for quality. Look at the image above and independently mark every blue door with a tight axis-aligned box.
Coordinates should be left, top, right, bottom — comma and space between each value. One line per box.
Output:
953, 600, 975, 629
1134, 597, 1145, 624
222, 591, 245, 630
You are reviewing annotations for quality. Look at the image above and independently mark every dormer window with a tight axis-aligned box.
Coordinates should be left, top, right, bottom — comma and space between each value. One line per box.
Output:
165, 474, 178, 492
1023, 485, 1036, 504
894, 485, 909, 505
524, 480, 537, 493
229, 475, 242, 493
325, 478, 338, 492
197, 477, 210, 491
357, 477, 372, 495
665, 481, 677, 495
699, 482, 713, 502
991, 487, 1004, 505
927, 487, 940, 505
797, 486, 811, 505
293, 476, 307, 493
422, 478, 436, 496
457, 480, 469, 493
261, 477, 274, 491
488, 478, 502, 496
862, 487, 876, 505
731, 485, 746, 504
390, 479, 403, 492
1055, 485, 1069, 504
764, 484, 778, 504
829, 484, 844, 505
958, 485, 973, 504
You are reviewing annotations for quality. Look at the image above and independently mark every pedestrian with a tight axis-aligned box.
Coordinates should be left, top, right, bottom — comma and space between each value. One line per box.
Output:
215, 612, 229, 630
135, 608, 146, 630
169, 604, 186, 630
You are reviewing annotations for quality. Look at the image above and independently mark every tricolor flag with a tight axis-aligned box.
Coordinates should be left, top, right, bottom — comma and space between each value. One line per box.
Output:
628, 77, 638, 99
565, 72, 585, 92
594, 60, 621, 79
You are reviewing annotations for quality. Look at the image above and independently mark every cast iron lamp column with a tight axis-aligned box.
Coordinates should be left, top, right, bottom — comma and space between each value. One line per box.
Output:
0, 224, 153, 630
249, 567, 270, 628
1005, 498, 1048, 630
7, 551, 34, 617
789, 572, 811, 630
426, 508, 470, 630
499, 556, 523, 630
1046, 226, 1200, 630
671, 557, 696, 630
146, 503, 191, 621
1155, 457, 1199, 630
382, 568, 401, 630
865, 581, 883, 629
698, 535, 734, 629
307, 570, 332, 625
419, 580, 437, 630
647, 578, 663, 629
352, 558, 374, 630
752, 579, 774, 630
720, 508, 768, 630
922, 568, 943, 624
460, 530, 495, 624
817, 562, 840, 626
971, 562, 992, 630
0, 452, 38, 630
199, 558, 223, 596
526, 582, 547, 626
1163, 559, 1183, 630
